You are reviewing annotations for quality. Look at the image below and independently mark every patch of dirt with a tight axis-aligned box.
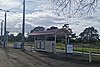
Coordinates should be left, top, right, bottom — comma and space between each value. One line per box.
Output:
0, 47, 99, 67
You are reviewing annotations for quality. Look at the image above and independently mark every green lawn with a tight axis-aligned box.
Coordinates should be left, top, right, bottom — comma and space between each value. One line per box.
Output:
74, 47, 100, 54
56, 42, 100, 54
8, 42, 34, 47
8, 42, 100, 54
56, 42, 65, 50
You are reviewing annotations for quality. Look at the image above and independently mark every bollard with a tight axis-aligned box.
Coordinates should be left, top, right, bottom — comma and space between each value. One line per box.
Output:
89, 51, 92, 63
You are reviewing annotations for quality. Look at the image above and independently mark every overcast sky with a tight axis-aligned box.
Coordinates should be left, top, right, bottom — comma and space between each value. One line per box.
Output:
0, 0, 100, 35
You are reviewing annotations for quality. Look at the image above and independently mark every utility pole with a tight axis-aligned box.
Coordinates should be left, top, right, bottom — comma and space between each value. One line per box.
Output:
1, 20, 3, 44
21, 0, 25, 51
0, 9, 9, 48
3, 12, 7, 48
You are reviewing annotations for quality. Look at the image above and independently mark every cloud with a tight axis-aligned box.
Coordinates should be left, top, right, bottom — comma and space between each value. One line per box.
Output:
68, 14, 100, 35
0, 0, 100, 36
0, 0, 21, 10
14, 21, 34, 32
3, 12, 100, 35
7, 11, 65, 29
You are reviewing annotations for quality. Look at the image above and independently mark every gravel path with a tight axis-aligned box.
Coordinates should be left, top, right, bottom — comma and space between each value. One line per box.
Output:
0, 47, 99, 67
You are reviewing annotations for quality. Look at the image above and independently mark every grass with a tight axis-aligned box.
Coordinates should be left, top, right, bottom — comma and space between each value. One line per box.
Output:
74, 47, 100, 54
56, 42, 100, 61
8, 41, 34, 47
56, 42, 100, 54
8, 41, 100, 54
56, 42, 65, 50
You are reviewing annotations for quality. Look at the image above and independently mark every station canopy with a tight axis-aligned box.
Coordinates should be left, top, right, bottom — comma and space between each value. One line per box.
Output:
28, 28, 72, 36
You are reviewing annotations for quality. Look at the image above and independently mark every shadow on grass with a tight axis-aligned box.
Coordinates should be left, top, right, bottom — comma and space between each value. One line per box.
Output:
23, 49, 100, 67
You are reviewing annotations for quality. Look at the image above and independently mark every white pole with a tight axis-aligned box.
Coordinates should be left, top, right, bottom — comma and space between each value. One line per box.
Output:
65, 34, 68, 54
89, 51, 92, 63
34, 36, 36, 50
54, 34, 56, 54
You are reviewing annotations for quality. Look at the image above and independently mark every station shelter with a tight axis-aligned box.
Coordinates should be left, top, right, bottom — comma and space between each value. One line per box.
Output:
29, 28, 73, 54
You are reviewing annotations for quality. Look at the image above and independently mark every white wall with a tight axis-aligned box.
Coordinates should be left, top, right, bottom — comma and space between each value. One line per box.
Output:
35, 40, 56, 53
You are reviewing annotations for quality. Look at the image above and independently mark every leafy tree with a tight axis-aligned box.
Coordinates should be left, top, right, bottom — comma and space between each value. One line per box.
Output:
62, 24, 69, 29
15, 33, 23, 41
46, 26, 58, 30
79, 27, 99, 43
26, 35, 34, 42
28, 26, 45, 42
30, 26, 45, 33
62, 24, 73, 34
8, 34, 15, 41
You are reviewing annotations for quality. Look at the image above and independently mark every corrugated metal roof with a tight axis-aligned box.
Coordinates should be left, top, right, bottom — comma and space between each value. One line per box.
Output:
28, 29, 71, 36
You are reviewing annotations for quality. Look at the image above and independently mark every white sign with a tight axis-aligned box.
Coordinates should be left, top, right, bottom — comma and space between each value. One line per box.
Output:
67, 45, 73, 53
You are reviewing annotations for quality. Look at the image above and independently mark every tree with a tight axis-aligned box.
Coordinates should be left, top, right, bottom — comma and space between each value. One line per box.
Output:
8, 34, 15, 41
15, 33, 23, 41
62, 24, 73, 33
30, 26, 45, 33
62, 24, 69, 28
79, 26, 99, 43
26, 35, 34, 42
52, 0, 98, 17
46, 26, 58, 30
28, 26, 45, 42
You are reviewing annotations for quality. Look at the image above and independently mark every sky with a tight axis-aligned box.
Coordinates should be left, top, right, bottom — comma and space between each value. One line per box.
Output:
0, 0, 100, 36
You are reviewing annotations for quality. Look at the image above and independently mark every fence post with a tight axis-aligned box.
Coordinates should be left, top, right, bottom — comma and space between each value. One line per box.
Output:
89, 51, 92, 63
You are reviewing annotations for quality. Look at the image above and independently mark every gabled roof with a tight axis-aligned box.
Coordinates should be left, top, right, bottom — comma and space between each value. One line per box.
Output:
28, 28, 71, 36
